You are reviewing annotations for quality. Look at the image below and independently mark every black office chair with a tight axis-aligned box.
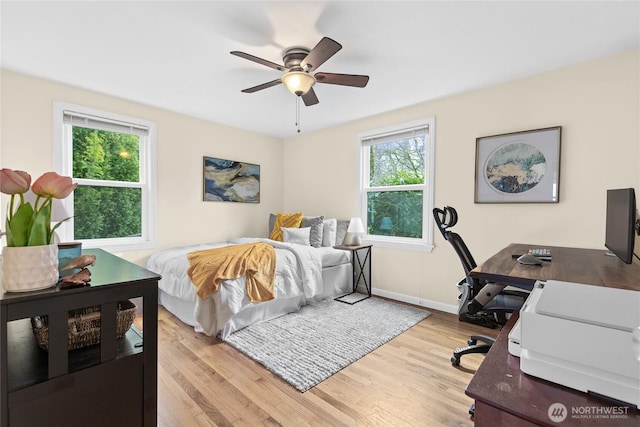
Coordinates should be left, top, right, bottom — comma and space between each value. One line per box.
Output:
433, 206, 528, 366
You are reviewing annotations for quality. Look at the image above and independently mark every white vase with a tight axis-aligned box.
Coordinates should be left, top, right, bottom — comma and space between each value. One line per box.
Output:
1, 244, 59, 292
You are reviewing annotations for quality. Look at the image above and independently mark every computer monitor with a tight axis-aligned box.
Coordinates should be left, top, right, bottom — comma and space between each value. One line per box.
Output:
604, 188, 637, 264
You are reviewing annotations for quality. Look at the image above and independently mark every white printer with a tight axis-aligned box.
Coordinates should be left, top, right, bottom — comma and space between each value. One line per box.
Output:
508, 280, 640, 408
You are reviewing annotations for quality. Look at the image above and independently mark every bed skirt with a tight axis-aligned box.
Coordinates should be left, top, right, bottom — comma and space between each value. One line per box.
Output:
158, 262, 352, 338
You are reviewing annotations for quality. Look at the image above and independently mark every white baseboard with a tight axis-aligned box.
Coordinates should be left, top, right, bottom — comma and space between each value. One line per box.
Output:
357, 285, 458, 314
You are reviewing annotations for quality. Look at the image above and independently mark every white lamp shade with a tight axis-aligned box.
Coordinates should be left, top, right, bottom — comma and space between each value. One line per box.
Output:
347, 217, 365, 234
282, 71, 316, 96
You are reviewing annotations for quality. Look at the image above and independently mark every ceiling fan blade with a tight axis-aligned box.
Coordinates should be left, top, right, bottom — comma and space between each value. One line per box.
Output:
230, 51, 288, 72
314, 72, 369, 88
302, 88, 319, 106
241, 79, 283, 93
301, 37, 342, 71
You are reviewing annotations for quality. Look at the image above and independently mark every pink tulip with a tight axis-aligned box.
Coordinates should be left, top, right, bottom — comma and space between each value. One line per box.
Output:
0, 168, 31, 195
32, 171, 77, 199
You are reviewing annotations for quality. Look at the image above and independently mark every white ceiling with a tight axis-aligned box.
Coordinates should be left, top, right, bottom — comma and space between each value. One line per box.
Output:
1, 1, 639, 139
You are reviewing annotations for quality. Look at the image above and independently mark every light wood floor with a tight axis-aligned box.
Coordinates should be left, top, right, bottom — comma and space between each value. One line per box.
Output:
149, 301, 499, 427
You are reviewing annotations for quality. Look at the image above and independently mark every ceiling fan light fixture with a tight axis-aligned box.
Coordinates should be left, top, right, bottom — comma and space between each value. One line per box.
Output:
282, 71, 316, 96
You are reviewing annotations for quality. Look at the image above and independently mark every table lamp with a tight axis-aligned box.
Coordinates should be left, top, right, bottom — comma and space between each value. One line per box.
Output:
347, 217, 365, 245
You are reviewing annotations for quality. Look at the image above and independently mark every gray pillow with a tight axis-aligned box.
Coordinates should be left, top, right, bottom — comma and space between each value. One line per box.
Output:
301, 216, 324, 248
268, 213, 276, 237
335, 220, 350, 245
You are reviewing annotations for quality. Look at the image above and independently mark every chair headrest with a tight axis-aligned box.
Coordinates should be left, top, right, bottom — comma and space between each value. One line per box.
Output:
432, 206, 458, 237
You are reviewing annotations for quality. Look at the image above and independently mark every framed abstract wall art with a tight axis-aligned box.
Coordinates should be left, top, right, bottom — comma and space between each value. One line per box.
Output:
203, 156, 260, 203
474, 126, 561, 203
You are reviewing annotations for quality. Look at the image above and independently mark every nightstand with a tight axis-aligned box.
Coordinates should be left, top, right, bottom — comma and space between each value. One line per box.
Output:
334, 244, 372, 304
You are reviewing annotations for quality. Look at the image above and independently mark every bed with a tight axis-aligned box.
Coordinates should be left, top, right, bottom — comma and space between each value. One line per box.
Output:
146, 216, 353, 338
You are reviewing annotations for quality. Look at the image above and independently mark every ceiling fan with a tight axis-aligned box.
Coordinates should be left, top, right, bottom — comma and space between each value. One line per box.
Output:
230, 37, 369, 106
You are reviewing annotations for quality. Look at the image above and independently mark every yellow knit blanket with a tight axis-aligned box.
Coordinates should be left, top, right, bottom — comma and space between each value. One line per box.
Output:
187, 242, 276, 302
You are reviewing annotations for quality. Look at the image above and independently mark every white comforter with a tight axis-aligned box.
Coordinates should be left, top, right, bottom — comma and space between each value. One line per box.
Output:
147, 238, 338, 338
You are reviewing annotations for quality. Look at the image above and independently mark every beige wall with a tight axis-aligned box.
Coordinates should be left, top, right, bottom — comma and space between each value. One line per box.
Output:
1, 49, 637, 311
0, 70, 284, 266
283, 49, 640, 312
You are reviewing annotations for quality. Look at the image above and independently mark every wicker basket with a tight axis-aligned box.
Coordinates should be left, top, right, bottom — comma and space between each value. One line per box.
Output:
31, 300, 137, 351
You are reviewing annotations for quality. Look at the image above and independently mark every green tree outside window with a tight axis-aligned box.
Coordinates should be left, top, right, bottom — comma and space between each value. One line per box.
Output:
72, 127, 141, 239
367, 136, 425, 238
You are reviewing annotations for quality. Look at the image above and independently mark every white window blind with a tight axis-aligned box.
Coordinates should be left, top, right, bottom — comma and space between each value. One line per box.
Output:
362, 125, 429, 147
63, 110, 149, 137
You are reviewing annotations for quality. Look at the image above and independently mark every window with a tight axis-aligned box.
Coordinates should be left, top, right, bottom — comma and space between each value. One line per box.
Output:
54, 102, 157, 251
358, 118, 435, 251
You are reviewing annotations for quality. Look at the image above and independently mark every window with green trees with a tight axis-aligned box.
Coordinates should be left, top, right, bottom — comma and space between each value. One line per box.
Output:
72, 127, 141, 239
54, 102, 156, 250
359, 118, 435, 249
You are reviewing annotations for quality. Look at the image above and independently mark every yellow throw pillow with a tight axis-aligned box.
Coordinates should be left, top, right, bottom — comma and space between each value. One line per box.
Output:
270, 212, 303, 241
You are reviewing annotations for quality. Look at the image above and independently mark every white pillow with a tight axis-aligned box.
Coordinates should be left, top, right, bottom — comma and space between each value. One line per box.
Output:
282, 227, 311, 246
322, 218, 337, 247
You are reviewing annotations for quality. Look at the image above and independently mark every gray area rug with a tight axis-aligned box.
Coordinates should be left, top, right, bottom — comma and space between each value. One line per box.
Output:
223, 297, 430, 392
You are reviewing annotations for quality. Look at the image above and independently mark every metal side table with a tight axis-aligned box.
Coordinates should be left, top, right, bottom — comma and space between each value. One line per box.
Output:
334, 244, 372, 304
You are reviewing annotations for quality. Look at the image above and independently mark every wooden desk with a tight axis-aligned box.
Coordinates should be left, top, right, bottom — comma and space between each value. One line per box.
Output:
466, 313, 640, 426
466, 243, 640, 425
471, 243, 640, 290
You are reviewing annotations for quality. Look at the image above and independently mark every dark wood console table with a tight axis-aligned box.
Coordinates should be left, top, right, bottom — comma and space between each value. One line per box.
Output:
0, 249, 160, 426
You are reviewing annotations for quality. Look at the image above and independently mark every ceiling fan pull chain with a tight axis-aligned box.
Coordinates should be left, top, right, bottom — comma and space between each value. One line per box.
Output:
296, 96, 301, 133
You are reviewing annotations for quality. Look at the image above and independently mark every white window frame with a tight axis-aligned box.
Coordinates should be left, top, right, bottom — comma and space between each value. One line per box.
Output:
53, 101, 157, 251
356, 117, 435, 252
